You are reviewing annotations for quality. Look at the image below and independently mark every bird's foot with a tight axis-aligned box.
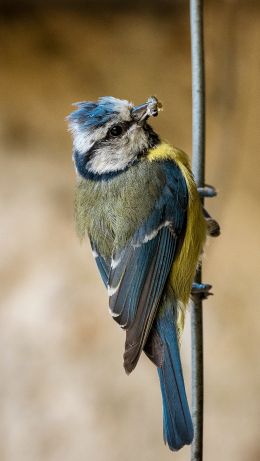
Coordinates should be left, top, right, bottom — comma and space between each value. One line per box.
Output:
197, 185, 220, 237
191, 282, 213, 300
202, 207, 221, 238
205, 216, 221, 237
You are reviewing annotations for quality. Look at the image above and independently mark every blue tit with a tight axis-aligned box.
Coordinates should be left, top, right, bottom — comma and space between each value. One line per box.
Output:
67, 96, 206, 451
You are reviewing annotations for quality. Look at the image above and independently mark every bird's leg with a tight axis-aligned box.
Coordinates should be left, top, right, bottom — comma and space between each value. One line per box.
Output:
191, 184, 218, 301
197, 185, 221, 238
191, 282, 213, 300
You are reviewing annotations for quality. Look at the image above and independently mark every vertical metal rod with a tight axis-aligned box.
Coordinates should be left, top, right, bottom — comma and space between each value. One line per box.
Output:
190, 1, 205, 460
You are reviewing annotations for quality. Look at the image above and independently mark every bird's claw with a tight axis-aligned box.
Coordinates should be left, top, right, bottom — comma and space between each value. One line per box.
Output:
191, 282, 213, 300
203, 208, 221, 237
205, 217, 221, 237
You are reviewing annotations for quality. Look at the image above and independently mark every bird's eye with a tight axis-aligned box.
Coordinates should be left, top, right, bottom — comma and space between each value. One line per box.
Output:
109, 124, 123, 137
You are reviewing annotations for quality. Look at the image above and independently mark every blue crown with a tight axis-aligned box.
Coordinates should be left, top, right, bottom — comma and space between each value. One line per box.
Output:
68, 97, 123, 130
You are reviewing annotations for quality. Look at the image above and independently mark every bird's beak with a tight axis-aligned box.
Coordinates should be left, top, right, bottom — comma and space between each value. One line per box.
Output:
131, 96, 163, 123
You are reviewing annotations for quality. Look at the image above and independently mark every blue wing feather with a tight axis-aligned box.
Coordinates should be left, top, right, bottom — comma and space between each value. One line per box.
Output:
90, 240, 110, 287
123, 228, 177, 373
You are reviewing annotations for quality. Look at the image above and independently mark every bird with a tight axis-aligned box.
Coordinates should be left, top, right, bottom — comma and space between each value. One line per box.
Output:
67, 96, 207, 451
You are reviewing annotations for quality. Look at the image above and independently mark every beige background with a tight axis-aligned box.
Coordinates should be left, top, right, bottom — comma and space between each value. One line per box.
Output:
0, 1, 259, 460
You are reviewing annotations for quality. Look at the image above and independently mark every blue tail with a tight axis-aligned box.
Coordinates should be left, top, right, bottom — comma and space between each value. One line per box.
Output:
155, 307, 194, 451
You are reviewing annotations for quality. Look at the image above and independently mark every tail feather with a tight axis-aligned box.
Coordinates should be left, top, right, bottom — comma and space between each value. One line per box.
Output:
155, 308, 194, 451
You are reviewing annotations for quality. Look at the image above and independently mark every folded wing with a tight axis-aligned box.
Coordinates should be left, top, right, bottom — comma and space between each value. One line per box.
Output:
108, 161, 188, 374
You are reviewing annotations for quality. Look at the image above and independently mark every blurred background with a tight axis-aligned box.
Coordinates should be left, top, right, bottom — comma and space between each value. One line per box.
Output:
0, 0, 259, 460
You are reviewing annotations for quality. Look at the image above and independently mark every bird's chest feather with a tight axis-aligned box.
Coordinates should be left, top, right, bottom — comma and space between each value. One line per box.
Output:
74, 160, 165, 258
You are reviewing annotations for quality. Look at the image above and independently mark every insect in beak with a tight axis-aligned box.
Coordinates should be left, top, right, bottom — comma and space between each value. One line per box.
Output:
131, 96, 163, 124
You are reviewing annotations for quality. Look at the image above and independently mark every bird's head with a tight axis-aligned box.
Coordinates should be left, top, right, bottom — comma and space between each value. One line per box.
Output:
67, 96, 162, 179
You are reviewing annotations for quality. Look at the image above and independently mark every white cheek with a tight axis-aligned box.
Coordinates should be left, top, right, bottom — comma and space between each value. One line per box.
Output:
88, 147, 117, 173
70, 122, 109, 154
73, 130, 94, 153
128, 126, 148, 151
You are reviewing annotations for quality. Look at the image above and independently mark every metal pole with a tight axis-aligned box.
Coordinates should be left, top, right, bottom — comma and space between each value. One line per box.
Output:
190, 1, 205, 460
